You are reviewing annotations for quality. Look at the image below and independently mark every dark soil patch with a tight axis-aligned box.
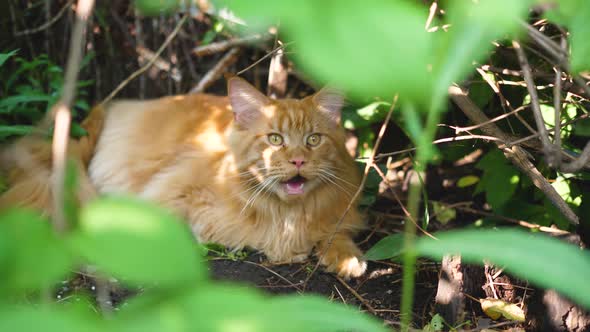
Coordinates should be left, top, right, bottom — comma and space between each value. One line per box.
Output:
208, 252, 439, 326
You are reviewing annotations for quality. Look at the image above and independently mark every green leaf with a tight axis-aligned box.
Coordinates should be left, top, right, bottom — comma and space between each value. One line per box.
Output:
432, 201, 456, 224
0, 125, 36, 139
0, 49, 18, 67
226, 0, 432, 104
0, 209, 72, 294
567, 2, 590, 73
457, 175, 479, 188
0, 94, 52, 114
117, 284, 385, 332
356, 101, 391, 122
72, 196, 204, 287
364, 233, 404, 260
0, 307, 101, 332
469, 79, 495, 109
134, 0, 180, 15
415, 228, 590, 310
69, 123, 88, 138
475, 150, 520, 209
269, 295, 387, 332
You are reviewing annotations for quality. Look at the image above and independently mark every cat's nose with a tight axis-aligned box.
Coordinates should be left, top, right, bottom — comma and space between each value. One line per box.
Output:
289, 158, 305, 169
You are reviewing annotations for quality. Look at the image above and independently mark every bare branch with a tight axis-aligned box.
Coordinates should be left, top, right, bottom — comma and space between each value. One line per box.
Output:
189, 47, 240, 94
236, 42, 291, 76
192, 34, 268, 56
51, 0, 95, 233
14, 0, 75, 36
560, 143, 590, 173
552, 54, 563, 168
513, 40, 553, 158
101, 15, 188, 105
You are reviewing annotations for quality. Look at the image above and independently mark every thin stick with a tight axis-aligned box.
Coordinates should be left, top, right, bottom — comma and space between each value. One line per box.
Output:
370, 164, 437, 240
476, 67, 535, 134
507, 113, 590, 150
552, 66, 563, 167
513, 40, 552, 156
51, 0, 95, 233
335, 275, 378, 315
101, 15, 188, 106
424, 1, 438, 31
192, 34, 267, 56
15, 0, 75, 36
303, 96, 398, 289
237, 43, 291, 75
560, 143, 590, 173
333, 285, 347, 304
189, 47, 240, 94
242, 260, 302, 291
372, 134, 504, 161
521, 22, 568, 62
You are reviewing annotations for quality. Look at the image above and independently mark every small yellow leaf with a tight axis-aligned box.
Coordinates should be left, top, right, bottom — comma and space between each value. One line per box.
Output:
480, 298, 525, 322
457, 175, 479, 188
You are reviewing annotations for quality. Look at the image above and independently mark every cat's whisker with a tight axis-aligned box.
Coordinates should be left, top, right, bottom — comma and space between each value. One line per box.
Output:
318, 168, 359, 189
316, 172, 353, 198
317, 169, 354, 189
241, 176, 279, 215
226, 168, 270, 179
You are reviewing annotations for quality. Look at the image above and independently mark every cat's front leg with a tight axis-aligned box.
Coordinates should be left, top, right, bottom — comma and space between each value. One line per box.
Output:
316, 233, 367, 279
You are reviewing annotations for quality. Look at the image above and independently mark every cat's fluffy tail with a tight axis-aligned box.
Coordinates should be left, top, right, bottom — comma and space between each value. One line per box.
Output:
0, 104, 106, 214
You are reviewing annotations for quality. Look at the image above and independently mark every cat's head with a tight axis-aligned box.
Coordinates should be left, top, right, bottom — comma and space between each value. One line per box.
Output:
228, 77, 358, 202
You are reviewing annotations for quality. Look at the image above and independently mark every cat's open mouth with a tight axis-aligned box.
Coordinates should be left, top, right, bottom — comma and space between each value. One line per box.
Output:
283, 175, 307, 195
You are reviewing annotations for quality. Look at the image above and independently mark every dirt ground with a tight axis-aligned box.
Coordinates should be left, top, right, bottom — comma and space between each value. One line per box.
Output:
208, 249, 440, 328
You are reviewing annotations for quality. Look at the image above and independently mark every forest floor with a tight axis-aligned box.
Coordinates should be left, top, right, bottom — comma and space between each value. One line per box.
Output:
208, 244, 439, 328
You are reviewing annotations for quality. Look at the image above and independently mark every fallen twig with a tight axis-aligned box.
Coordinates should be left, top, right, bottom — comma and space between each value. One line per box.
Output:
335, 276, 378, 315
189, 47, 240, 94
242, 260, 302, 291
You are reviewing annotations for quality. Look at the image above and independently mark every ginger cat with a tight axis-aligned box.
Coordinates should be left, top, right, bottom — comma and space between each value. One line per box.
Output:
0, 77, 367, 278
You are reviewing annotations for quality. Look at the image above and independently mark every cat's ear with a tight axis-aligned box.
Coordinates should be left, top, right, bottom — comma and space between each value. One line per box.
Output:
311, 87, 345, 125
228, 77, 271, 127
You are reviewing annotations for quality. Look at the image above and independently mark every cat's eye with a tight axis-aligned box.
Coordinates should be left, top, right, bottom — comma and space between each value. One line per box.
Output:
306, 134, 321, 147
268, 133, 284, 146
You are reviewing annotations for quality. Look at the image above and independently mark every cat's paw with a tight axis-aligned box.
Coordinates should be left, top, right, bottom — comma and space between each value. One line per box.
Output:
324, 255, 367, 279
318, 238, 367, 279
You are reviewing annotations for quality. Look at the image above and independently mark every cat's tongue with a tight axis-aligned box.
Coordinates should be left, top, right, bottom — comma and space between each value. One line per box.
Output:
284, 176, 306, 195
